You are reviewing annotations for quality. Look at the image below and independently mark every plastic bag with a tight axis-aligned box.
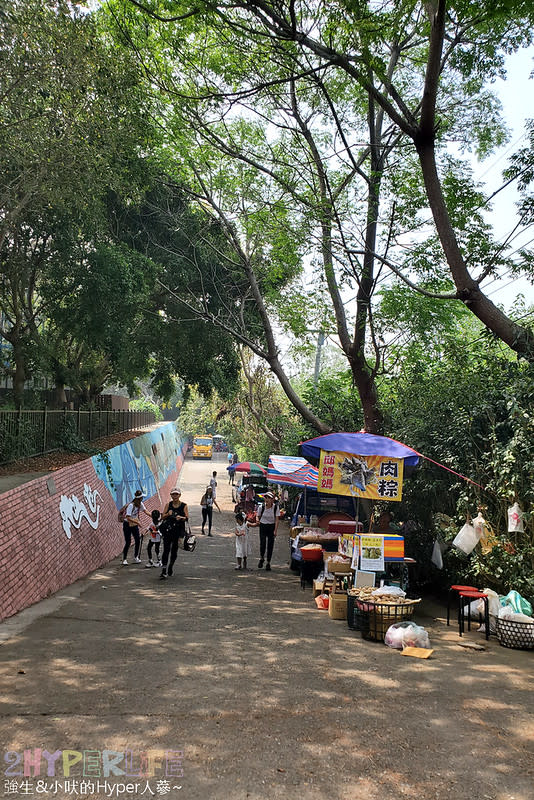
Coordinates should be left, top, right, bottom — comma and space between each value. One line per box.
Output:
372, 586, 406, 599
384, 621, 415, 649
498, 606, 534, 623
502, 590, 533, 616
507, 502, 524, 533
315, 593, 329, 610
401, 624, 430, 650
431, 539, 443, 569
477, 588, 500, 617
452, 521, 479, 554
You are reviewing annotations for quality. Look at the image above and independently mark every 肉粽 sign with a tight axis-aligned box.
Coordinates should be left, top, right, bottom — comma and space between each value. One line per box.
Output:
318, 450, 404, 501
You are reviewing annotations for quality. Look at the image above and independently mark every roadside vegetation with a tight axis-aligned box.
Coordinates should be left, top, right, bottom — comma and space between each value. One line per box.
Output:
1, 0, 533, 599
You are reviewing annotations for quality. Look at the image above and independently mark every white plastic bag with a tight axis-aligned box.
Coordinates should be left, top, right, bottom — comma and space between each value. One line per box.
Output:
478, 588, 500, 617
507, 502, 524, 533
384, 621, 416, 649
372, 586, 406, 599
452, 522, 479, 555
431, 539, 443, 569
401, 624, 431, 650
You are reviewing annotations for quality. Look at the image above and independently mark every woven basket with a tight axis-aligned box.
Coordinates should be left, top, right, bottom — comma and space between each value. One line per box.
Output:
496, 618, 534, 650
358, 600, 418, 642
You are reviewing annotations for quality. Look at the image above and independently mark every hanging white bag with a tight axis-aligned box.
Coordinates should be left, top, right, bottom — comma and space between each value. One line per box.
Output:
507, 502, 524, 533
431, 539, 443, 569
452, 521, 479, 555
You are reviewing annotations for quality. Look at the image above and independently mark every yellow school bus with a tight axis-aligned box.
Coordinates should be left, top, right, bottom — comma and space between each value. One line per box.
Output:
192, 435, 213, 459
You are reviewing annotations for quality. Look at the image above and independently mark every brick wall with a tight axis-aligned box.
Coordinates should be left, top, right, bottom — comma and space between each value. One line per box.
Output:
0, 444, 186, 622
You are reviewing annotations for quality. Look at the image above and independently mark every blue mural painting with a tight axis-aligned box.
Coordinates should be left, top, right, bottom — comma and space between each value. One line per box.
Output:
91, 422, 186, 509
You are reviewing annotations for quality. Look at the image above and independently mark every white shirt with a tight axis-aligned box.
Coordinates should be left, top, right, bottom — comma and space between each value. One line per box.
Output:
260, 503, 279, 525
125, 502, 143, 524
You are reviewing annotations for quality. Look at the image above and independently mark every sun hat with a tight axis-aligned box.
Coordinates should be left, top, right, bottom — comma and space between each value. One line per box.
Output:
134, 489, 146, 498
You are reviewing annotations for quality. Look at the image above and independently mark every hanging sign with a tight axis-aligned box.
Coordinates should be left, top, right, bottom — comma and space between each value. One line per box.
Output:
318, 450, 404, 501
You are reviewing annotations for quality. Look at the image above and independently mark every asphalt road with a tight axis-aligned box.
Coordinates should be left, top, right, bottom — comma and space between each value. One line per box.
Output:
1, 453, 533, 800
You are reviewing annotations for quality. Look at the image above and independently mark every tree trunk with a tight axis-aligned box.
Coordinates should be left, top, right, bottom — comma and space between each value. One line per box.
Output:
416, 138, 534, 359
54, 383, 67, 408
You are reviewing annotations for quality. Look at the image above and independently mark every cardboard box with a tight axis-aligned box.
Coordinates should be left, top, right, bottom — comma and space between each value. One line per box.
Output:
328, 590, 348, 620
326, 556, 353, 574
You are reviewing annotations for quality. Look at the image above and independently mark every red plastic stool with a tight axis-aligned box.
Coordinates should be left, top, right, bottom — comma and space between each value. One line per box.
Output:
447, 585, 478, 626
458, 590, 489, 640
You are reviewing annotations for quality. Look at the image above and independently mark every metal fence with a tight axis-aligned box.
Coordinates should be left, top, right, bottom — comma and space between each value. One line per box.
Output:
0, 408, 155, 465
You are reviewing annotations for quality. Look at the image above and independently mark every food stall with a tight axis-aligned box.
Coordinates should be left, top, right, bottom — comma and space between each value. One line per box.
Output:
295, 432, 422, 638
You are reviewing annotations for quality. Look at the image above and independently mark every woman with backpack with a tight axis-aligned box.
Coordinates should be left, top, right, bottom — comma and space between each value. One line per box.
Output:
159, 487, 188, 580
257, 492, 280, 572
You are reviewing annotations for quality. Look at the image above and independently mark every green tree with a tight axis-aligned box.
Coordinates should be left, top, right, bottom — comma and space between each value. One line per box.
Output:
101, 0, 534, 437
0, 0, 151, 404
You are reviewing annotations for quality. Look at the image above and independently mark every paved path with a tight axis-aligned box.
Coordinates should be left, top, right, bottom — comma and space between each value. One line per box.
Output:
1, 455, 533, 800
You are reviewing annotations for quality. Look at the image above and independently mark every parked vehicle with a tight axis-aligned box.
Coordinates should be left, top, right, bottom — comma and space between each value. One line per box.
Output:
192, 435, 213, 459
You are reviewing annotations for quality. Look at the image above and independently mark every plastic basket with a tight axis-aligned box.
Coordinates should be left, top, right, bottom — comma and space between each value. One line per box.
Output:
359, 601, 416, 642
347, 594, 370, 633
300, 546, 324, 561
496, 618, 534, 650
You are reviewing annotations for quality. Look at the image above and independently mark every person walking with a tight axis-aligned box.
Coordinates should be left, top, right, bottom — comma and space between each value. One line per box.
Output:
145, 509, 162, 567
234, 511, 256, 570
200, 485, 220, 536
160, 488, 188, 579
257, 491, 280, 571
122, 491, 148, 565
210, 471, 218, 498
227, 452, 233, 483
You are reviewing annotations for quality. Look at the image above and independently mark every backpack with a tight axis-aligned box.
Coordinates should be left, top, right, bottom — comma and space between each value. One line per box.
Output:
160, 502, 186, 537
259, 502, 278, 520
118, 503, 129, 523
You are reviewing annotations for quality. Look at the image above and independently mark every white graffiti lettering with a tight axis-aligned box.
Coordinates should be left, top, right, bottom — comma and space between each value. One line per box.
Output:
59, 485, 101, 539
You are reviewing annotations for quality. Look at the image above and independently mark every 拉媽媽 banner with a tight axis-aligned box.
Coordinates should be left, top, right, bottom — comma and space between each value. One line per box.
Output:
318, 450, 404, 501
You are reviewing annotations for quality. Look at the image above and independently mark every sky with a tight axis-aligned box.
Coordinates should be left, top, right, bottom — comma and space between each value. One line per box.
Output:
473, 47, 534, 311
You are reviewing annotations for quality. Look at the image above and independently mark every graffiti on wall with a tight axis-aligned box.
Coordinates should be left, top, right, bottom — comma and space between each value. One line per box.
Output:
91, 422, 186, 510
59, 484, 102, 539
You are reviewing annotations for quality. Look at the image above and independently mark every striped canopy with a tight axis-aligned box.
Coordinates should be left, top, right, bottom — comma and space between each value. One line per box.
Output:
267, 455, 319, 488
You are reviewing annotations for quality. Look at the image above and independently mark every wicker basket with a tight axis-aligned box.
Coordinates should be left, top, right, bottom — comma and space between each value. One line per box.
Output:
496, 618, 534, 650
357, 600, 418, 642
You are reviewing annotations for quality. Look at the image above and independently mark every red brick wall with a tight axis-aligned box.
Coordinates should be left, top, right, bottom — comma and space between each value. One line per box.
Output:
0, 449, 186, 622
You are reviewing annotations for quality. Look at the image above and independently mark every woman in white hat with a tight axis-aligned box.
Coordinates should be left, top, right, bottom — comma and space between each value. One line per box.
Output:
122, 490, 148, 565
160, 488, 188, 579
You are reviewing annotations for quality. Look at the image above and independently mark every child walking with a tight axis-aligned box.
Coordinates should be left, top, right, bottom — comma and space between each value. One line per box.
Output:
234, 511, 256, 570
145, 509, 162, 567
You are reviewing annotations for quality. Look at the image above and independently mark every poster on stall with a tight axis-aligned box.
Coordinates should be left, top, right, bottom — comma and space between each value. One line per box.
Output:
360, 535, 385, 572
318, 450, 404, 501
